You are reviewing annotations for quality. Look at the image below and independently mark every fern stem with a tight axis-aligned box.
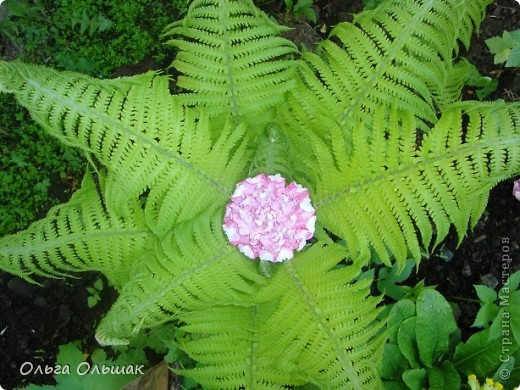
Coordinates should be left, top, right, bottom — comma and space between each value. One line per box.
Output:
219, 0, 239, 120
445, 295, 480, 304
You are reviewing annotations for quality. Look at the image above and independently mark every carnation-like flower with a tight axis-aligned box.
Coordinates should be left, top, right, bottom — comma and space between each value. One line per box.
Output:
513, 179, 520, 201
223, 174, 316, 262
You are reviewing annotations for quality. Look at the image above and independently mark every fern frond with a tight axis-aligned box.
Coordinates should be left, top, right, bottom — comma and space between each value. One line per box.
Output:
178, 241, 386, 389
95, 208, 266, 345
178, 303, 308, 389
0, 61, 251, 225
163, 0, 297, 132
0, 62, 178, 213
306, 102, 520, 267
0, 168, 150, 288
285, 0, 492, 139
0, 63, 176, 193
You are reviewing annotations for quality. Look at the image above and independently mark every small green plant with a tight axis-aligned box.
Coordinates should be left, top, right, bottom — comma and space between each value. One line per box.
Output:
472, 271, 520, 343
22, 324, 198, 390
381, 286, 462, 389
283, 0, 317, 23
86, 278, 104, 308
21, 341, 148, 390
445, 58, 498, 100
486, 30, 520, 68
358, 257, 416, 301
381, 286, 520, 389
357, 245, 451, 303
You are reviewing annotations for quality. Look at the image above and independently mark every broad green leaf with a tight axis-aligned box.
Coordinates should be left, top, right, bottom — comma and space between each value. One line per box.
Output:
87, 296, 98, 308
488, 308, 504, 341
402, 368, 427, 390
381, 343, 410, 380
486, 32, 513, 64
492, 355, 515, 384
472, 302, 500, 328
426, 367, 445, 389
439, 361, 461, 389
55, 341, 84, 367
495, 351, 520, 389
506, 39, 520, 67
398, 317, 421, 369
378, 259, 416, 300
494, 291, 520, 345
453, 328, 504, 376
387, 299, 416, 344
474, 284, 498, 303
488, 293, 520, 345
93, 278, 104, 291
54, 343, 91, 389
425, 362, 460, 389
416, 290, 457, 367
502, 270, 520, 293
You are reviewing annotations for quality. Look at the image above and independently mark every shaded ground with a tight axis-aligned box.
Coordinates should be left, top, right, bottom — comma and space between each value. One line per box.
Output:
1, 1, 519, 389
0, 273, 117, 389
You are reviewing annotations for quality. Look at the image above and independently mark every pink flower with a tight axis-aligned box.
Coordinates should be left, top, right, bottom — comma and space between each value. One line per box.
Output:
223, 174, 316, 262
514, 179, 520, 201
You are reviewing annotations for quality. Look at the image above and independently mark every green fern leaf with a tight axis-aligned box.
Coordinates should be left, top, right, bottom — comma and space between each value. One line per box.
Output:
163, 0, 297, 132
249, 121, 293, 178
305, 102, 520, 267
286, 0, 492, 139
177, 303, 306, 389
0, 63, 178, 205
0, 168, 149, 288
0, 61, 251, 229
179, 241, 386, 389
143, 113, 251, 235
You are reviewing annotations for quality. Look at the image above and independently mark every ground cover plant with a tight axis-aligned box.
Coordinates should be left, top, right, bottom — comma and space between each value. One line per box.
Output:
0, 0, 519, 388
0, 93, 84, 234
0, 0, 182, 75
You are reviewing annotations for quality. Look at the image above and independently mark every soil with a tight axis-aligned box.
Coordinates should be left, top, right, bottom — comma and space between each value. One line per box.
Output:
0, 1, 519, 389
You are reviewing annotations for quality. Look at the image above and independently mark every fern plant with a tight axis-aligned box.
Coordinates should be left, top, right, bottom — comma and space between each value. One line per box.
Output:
1, 0, 519, 388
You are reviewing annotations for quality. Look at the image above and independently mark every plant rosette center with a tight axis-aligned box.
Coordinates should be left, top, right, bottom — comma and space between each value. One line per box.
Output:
223, 173, 316, 262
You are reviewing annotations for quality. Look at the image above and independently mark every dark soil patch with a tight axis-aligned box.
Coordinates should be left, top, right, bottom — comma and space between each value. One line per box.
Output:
416, 178, 520, 340
0, 1, 519, 389
0, 272, 117, 389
